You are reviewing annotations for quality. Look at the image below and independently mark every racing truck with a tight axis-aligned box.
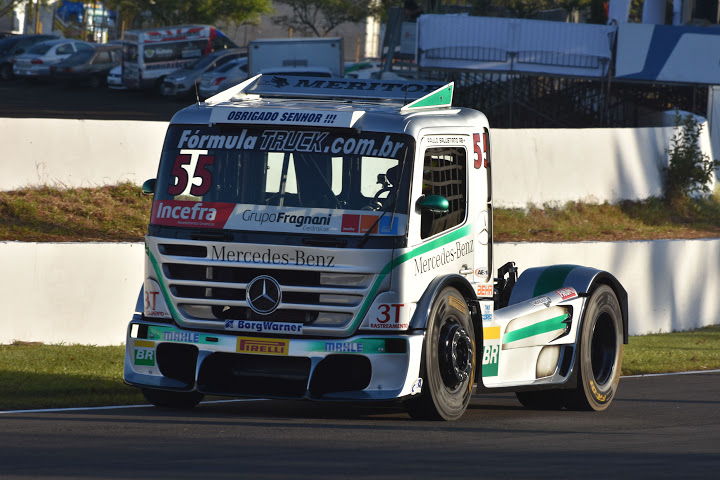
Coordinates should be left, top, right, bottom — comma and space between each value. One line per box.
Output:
124, 75, 628, 420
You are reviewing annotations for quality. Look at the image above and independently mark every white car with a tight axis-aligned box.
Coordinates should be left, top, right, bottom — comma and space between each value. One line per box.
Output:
106, 64, 125, 90
197, 57, 248, 99
13, 39, 94, 77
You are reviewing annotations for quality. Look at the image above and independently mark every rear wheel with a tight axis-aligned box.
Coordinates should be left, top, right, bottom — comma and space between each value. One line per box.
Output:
406, 286, 475, 421
142, 388, 204, 409
565, 285, 623, 411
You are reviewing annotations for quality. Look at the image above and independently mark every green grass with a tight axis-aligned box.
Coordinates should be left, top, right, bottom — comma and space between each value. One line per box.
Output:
1, 184, 720, 242
2, 326, 719, 411
0, 183, 152, 242
0, 343, 144, 410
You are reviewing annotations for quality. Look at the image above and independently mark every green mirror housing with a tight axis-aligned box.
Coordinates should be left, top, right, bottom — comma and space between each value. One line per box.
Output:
142, 179, 156, 195
417, 194, 449, 213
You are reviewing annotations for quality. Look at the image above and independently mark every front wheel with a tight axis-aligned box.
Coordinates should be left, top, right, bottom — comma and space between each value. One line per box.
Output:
406, 286, 476, 421
565, 284, 623, 411
142, 388, 204, 409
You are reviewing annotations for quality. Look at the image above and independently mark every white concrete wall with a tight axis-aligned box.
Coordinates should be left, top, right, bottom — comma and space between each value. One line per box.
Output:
2, 118, 167, 191
2, 118, 715, 207
1, 239, 718, 345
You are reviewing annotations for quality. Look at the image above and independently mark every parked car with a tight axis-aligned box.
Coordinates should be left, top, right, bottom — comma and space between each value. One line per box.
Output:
50, 44, 121, 88
0, 34, 56, 80
197, 57, 248, 99
106, 64, 125, 90
13, 38, 93, 78
160, 48, 245, 97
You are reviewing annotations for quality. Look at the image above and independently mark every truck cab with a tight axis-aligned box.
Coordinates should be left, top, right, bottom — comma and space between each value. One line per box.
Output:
125, 75, 628, 420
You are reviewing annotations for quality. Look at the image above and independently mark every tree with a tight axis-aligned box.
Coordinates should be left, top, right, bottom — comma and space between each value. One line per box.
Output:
0, 1, 48, 24
105, 0, 273, 29
664, 111, 720, 202
273, 0, 370, 37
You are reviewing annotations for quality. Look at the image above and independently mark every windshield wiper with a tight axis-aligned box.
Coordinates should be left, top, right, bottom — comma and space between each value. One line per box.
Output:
357, 199, 397, 248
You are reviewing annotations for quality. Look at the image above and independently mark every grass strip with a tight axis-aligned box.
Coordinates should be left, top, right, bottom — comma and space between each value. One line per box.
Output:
1, 185, 719, 243
1, 326, 719, 411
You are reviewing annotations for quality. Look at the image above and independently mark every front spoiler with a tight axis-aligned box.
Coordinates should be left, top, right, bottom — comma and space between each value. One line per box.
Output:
124, 316, 425, 401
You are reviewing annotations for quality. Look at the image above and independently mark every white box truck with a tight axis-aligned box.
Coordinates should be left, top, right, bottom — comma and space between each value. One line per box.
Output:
248, 37, 343, 77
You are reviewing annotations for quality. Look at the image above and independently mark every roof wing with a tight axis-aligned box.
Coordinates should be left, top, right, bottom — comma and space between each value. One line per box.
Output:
204, 74, 454, 106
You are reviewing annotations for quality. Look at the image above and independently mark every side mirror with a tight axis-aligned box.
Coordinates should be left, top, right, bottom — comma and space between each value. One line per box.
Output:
416, 194, 449, 213
142, 179, 156, 195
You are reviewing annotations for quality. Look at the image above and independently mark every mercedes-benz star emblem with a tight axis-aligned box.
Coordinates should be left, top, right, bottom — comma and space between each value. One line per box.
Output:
246, 275, 282, 314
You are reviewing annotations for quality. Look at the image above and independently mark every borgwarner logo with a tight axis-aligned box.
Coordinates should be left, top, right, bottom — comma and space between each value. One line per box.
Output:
246, 275, 282, 314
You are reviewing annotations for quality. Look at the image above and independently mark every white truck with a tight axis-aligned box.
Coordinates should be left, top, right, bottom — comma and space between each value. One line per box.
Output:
121, 25, 238, 90
124, 75, 628, 420
247, 37, 343, 77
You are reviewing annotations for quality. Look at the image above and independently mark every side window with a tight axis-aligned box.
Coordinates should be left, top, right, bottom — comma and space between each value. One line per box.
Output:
57, 44, 73, 55
420, 147, 466, 239
94, 51, 111, 64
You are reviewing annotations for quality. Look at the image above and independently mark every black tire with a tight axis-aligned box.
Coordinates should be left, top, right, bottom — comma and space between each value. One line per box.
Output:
565, 284, 623, 411
406, 286, 475, 421
142, 388, 204, 409
515, 390, 565, 410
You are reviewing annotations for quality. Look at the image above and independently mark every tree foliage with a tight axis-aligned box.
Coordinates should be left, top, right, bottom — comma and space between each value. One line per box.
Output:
665, 112, 720, 201
105, 0, 273, 29
273, 0, 370, 37
0, 0, 49, 21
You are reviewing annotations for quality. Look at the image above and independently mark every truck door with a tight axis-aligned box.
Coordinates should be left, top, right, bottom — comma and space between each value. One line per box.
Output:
472, 127, 492, 289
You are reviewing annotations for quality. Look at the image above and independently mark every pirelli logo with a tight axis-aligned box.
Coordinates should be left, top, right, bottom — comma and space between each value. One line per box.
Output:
236, 336, 289, 355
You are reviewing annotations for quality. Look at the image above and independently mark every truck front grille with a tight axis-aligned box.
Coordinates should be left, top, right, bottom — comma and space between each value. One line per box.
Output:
153, 242, 375, 335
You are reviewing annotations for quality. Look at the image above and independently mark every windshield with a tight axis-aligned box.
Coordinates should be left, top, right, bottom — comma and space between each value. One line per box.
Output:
29, 43, 52, 55
151, 125, 413, 236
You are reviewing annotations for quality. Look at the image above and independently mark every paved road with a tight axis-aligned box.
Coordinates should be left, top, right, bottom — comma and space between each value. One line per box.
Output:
1, 372, 718, 479
0, 77, 190, 121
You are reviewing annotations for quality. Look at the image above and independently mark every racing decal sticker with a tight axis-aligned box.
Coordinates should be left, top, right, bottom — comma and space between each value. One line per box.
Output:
211, 108, 362, 127
531, 296, 552, 308
306, 338, 396, 354
236, 336, 289, 355
482, 326, 501, 377
555, 287, 578, 301
151, 200, 235, 229
223, 205, 408, 236
143, 278, 170, 319
133, 340, 155, 366
476, 284, 493, 297
482, 344, 500, 377
368, 303, 408, 330
480, 301, 494, 322
411, 378, 423, 394
225, 319, 303, 335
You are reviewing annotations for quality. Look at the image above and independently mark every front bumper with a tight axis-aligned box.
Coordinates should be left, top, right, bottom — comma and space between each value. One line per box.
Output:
160, 81, 190, 96
124, 316, 424, 401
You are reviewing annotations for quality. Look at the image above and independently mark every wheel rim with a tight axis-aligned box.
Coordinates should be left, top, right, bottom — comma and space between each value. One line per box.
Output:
438, 322, 473, 389
590, 312, 616, 386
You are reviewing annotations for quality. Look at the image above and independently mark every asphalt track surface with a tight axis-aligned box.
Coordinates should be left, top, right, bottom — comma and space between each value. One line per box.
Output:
1, 372, 719, 479
0, 77, 191, 121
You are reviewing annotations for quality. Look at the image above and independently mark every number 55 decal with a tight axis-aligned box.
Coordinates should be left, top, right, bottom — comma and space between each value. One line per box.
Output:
168, 150, 215, 196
